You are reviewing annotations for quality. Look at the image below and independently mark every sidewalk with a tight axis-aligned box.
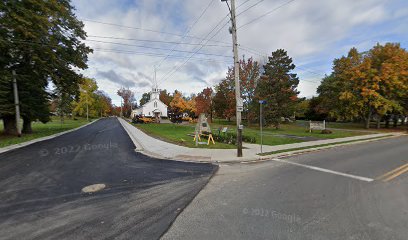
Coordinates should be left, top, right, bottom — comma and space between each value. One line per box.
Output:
118, 118, 401, 163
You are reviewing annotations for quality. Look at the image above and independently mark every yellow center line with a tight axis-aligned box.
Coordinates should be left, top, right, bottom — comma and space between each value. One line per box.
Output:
377, 163, 408, 182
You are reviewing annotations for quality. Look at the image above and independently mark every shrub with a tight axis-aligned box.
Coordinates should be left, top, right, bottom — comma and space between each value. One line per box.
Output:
321, 129, 333, 134
213, 132, 256, 144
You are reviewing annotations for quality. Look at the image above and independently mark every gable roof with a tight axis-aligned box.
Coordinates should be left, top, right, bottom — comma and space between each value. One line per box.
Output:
139, 98, 168, 108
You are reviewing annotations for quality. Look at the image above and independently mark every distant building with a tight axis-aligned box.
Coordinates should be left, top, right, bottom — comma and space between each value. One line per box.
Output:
132, 87, 168, 120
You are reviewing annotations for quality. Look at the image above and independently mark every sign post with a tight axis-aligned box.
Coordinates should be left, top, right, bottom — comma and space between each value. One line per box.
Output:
259, 100, 266, 154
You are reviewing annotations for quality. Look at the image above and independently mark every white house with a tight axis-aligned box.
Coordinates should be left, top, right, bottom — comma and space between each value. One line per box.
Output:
132, 87, 168, 119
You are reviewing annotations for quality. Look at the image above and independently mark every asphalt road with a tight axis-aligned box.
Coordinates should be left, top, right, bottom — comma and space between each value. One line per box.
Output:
162, 136, 408, 240
0, 117, 217, 240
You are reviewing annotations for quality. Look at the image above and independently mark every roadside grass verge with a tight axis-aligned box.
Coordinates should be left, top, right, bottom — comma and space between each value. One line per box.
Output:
257, 135, 393, 156
134, 123, 235, 149
134, 120, 372, 149
0, 117, 92, 148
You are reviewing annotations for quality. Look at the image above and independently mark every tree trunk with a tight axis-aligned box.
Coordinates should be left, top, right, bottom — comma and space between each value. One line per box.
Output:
2, 115, 17, 135
365, 108, 372, 129
385, 115, 390, 128
376, 118, 381, 129
22, 116, 33, 134
393, 115, 398, 128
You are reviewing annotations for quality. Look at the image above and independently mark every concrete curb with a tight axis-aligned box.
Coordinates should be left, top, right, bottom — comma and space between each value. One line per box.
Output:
236, 134, 403, 164
116, 118, 405, 164
0, 118, 100, 154
117, 117, 168, 160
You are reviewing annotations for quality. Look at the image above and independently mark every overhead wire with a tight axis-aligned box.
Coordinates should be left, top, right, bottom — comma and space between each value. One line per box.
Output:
154, 0, 216, 69
239, 0, 296, 29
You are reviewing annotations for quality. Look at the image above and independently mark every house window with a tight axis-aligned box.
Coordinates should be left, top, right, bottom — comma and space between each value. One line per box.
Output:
154, 101, 157, 107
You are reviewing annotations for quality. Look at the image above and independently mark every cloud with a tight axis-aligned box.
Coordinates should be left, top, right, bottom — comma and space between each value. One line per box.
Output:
96, 69, 151, 88
71, 0, 407, 104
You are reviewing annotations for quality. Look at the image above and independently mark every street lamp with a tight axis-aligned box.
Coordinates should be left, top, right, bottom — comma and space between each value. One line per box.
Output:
222, 0, 243, 157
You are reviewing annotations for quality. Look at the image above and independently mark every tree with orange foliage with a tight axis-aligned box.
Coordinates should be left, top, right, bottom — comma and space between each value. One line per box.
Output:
346, 43, 408, 128
195, 87, 213, 122
169, 91, 187, 123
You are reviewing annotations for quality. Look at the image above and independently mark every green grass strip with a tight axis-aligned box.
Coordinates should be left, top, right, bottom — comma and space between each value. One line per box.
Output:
258, 135, 393, 156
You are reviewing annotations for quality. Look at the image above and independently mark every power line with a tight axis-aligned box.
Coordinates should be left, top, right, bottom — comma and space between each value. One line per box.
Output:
239, 0, 296, 29
157, 10, 232, 84
87, 35, 230, 47
155, 0, 262, 83
236, 0, 265, 17
81, 18, 232, 46
92, 48, 231, 63
155, 0, 216, 69
85, 39, 232, 58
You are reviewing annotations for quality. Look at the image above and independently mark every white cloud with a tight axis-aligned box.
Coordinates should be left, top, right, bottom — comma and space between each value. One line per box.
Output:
71, 0, 405, 104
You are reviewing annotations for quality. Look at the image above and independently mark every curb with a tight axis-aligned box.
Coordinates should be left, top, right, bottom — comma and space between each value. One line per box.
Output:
238, 134, 402, 164
0, 118, 100, 154
116, 118, 405, 165
117, 117, 174, 160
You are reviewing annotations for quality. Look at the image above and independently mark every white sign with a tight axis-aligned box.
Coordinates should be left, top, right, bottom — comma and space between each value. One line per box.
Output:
309, 120, 326, 132
237, 97, 243, 112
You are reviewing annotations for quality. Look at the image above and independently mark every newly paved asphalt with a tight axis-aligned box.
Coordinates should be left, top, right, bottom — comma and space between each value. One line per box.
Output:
0, 117, 217, 240
163, 136, 408, 240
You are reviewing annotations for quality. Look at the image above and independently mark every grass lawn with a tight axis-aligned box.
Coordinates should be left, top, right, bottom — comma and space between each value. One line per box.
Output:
258, 135, 392, 156
134, 120, 371, 149
0, 117, 92, 148
134, 123, 236, 149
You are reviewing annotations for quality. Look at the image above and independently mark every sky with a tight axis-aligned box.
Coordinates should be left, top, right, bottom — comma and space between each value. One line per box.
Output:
71, 0, 408, 106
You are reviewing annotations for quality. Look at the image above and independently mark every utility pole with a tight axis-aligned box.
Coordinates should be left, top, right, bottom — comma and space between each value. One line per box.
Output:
120, 99, 123, 117
12, 70, 21, 137
259, 100, 266, 154
86, 91, 89, 122
222, 0, 243, 157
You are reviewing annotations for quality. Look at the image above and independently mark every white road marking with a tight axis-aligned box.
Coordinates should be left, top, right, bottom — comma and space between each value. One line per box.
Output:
271, 158, 374, 182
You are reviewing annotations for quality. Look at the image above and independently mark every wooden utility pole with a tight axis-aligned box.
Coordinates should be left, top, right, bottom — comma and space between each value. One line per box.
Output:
229, 0, 243, 157
12, 70, 21, 137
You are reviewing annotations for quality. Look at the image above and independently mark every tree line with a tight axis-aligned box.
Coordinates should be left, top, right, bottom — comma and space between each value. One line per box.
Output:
305, 43, 408, 128
0, 1, 117, 135
136, 49, 301, 128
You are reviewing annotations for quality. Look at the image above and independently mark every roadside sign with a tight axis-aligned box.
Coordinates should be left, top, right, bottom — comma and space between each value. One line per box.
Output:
237, 98, 243, 112
259, 100, 266, 104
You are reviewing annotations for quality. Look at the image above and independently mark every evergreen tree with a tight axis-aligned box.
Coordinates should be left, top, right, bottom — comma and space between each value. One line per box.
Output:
255, 49, 300, 129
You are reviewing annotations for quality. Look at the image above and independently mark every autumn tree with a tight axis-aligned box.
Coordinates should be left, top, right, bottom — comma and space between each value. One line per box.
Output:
73, 78, 98, 118
185, 94, 197, 118
255, 49, 300, 129
213, 77, 235, 121
169, 91, 187, 123
313, 43, 408, 128
213, 56, 259, 122
159, 89, 173, 106
94, 91, 112, 117
117, 87, 135, 118
195, 87, 213, 122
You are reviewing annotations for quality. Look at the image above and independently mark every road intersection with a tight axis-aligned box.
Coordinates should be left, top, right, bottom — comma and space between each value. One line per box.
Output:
0, 117, 407, 240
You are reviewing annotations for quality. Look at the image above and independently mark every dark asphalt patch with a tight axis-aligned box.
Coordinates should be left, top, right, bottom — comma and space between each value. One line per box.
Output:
0, 118, 217, 240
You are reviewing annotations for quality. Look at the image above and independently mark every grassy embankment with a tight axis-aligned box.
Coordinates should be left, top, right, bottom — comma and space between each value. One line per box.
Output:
0, 117, 92, 148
